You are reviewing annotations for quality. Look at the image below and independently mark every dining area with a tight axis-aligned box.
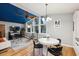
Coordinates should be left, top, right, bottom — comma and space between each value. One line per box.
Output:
32, 34, 63, 56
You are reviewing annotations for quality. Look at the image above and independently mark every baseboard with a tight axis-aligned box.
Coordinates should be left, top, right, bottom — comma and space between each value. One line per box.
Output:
62, 44, 73, 48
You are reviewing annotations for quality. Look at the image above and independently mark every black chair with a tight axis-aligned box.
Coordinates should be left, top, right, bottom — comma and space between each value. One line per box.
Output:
55, 39, 61, 46
8, 32, 12, 40
33, 40, 43, 56
47, 39, 63, 56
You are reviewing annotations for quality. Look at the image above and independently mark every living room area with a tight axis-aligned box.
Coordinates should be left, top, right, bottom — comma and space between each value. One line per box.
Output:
0, 3, 36, 55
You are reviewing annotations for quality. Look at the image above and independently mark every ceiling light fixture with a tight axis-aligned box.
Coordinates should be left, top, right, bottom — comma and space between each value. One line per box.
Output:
42, 3, 52, 23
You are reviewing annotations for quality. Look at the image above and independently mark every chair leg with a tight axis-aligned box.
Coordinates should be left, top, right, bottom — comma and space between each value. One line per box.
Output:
42, 48, 43, 56
60, 51, 62, 56
39, 48, 40, 55
39, 48, 43, 56
33, 48, 35, 56
46, 49, 48, 56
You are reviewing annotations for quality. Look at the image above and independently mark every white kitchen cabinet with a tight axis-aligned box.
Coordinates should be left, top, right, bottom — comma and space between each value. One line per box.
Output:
74, 11, 79, 38
73, 11, 79, 55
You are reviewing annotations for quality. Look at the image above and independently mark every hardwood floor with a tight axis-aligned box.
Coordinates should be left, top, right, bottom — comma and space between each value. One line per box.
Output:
62, 46, 76, 56
0, 41, 76, 56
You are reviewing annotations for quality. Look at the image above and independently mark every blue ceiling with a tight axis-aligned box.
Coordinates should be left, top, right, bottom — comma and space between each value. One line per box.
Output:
0, 3, 36, 24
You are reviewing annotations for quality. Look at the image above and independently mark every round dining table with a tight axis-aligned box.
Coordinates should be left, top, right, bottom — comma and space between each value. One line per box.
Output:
39, 38, 59, 45
38, 38, 59, 56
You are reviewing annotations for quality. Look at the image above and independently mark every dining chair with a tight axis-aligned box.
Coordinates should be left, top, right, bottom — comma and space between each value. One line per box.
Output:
47, 39, 63, 56
33, 39, 43, 56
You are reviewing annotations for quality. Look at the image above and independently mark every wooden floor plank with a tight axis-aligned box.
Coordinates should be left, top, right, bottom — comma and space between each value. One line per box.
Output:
62, 46, 76, 56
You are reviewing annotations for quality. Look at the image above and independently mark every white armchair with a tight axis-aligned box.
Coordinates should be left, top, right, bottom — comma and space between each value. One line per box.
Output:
0, 38, 11, 50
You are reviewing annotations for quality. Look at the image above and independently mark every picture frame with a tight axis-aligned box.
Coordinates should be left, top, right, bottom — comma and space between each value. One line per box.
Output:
55, 19, 61, 28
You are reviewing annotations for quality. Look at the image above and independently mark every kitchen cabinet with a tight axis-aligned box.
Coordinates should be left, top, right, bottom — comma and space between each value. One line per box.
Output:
73, 11, 79, 55
73, 11, 79, 38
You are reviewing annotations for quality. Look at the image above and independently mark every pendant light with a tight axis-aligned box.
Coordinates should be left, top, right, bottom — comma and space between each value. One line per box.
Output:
42, 3, 52, 23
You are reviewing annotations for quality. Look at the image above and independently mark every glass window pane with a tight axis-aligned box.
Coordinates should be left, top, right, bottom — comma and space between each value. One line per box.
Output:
41, 18, 46, 24
41, 25, 46, 33
35, 26, 39, 33
35, 18, 39, 25
27, 21, 32, 32
27, 28, 31, 32
32, 26, 33, 32
41, 18, 43, 24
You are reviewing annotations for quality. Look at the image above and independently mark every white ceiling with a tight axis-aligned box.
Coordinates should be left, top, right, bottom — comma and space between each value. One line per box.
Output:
12, 3, 79, 16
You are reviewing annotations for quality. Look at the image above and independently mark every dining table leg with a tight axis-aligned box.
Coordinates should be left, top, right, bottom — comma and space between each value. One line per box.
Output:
43, 45, 48, 56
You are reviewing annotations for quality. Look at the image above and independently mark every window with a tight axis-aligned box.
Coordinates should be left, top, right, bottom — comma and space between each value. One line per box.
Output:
33, 18, 39, 33
41, 25, 46, 33
41, 18, 45, 24
32, 26, 33, 32
35, 18, 39, 25
27, 21, 32, 33
40, 17, 46, 33
35, 26, 39, 33
27, 28, 31, 32
41, 18, 43, 24
26, 17, 46, 33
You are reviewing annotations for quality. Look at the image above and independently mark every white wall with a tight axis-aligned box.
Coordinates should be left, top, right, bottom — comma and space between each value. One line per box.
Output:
0, 21, 24, 39
46, 13, 73, 46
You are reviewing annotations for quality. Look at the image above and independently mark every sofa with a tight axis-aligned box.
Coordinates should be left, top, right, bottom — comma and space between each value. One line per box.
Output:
0, 38, 11, 50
